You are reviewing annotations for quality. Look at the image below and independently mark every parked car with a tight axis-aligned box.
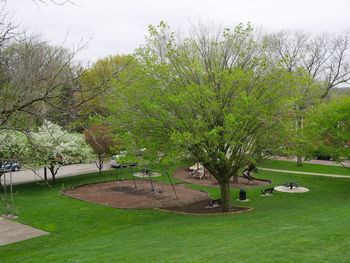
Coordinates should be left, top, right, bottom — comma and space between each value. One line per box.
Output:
110, 154, 126, 168
1, 161, 21, 172
110, 152, 138, 168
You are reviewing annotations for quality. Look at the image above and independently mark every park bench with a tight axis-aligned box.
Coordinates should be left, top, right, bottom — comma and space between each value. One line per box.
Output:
207, 198, 222, 208
261, 187, 274, 196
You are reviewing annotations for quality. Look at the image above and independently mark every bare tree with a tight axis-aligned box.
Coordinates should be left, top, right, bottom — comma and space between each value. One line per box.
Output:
0, 34, 87, 128
268, 31, 350, 98
267, 31, 350, 165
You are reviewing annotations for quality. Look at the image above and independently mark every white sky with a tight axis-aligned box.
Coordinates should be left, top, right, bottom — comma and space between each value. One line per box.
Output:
7, 0, 350, 64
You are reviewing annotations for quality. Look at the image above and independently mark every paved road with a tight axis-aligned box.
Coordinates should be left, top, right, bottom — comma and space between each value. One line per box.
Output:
258, 167, 350, 179
3, 158, 350, 186
0, 163, 112, 185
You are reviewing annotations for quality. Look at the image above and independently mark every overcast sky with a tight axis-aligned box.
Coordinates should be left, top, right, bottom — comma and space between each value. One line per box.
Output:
7, 0, 350, 64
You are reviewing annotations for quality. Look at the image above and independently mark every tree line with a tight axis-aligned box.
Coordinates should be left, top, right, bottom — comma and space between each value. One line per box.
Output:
1, 0, 350, 212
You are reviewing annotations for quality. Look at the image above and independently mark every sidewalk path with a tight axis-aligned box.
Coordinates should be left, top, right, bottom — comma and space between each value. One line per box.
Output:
258, 167, 350, 179
273, 156, 350, 167
0, 217, 48, 246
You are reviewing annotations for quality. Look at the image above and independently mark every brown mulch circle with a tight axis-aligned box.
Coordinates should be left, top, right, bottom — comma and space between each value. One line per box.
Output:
173, 167, 271, 188
63, 180, 251, 215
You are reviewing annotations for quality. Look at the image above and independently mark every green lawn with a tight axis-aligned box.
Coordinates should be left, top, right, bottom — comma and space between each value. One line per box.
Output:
1, 162, 350, 262
258, 159, 350, 176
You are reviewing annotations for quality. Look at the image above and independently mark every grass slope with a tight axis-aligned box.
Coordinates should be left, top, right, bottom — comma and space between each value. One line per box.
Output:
258, 159, 350, 176
1, 163, 350, 262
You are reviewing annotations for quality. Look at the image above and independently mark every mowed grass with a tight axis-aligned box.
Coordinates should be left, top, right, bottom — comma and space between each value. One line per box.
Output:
1, 162, 350, 262
258, 159, 350, 176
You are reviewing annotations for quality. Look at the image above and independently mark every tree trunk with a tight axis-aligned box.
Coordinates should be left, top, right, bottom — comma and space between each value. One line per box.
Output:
296, 115, 303, 166
99, 156, 103, 176
0, 160, 3, 187
95, 155, 104, 176
220, 181, 231, 212
44, 166, 47, 181
256, 148, 263, 162
48, 165, 57, 183
297, 155, 303, 167
232, 174, 238, 184
230, 168, 239, 184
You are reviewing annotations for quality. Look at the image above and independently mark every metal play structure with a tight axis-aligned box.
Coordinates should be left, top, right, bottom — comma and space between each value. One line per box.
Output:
113, 164, 178, 199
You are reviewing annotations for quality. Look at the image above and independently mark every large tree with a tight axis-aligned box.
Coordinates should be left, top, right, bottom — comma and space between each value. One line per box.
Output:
75, 55, 131, 129
0, 35, 85, 129
116, 23, 296, 211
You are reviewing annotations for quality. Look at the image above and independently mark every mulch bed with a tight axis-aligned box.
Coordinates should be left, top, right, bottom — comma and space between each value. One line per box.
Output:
63, 180, 250, 215
173, 167, 271, 188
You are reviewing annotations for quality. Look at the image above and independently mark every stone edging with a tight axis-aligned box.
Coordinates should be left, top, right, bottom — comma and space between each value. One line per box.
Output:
153, 206, 253, 216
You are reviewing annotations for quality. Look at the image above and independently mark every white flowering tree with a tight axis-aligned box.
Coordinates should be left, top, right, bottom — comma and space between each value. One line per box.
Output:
0, 130, 30, 186
0, 131, 29, 161
29, 121, 93, 182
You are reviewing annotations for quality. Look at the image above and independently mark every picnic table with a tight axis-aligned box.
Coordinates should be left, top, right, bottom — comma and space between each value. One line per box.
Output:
283, 181, 299, 189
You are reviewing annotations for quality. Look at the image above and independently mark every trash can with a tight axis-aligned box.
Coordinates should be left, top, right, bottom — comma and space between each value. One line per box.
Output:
239, 189, 246, 201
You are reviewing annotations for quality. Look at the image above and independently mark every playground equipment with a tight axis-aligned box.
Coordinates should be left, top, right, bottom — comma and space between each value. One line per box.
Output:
188, 162, 210, 180
166, 172, 178, 199
113, 163, 138, 188
113, 165, 178, 199
242, 166, 272, 183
